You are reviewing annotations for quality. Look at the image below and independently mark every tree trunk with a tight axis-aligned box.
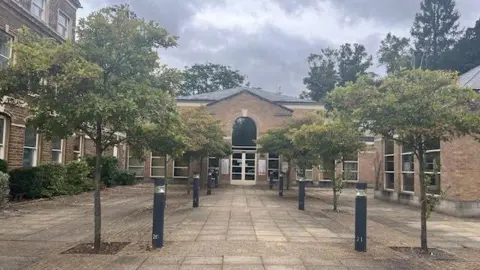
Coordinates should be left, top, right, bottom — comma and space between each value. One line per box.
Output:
200, 157, 204, 189
286, 163, 291, 190
418, 146, 428, 252
164, 156, 168, 203
93, 130, 102, 252
187, 157, 192, 195
333, 186, 337, 211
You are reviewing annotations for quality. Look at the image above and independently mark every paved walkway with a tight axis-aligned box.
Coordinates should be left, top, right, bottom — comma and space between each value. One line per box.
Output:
0, 184, 479, 269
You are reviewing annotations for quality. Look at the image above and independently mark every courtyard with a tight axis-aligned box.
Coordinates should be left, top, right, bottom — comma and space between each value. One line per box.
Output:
0, 184, 479, 270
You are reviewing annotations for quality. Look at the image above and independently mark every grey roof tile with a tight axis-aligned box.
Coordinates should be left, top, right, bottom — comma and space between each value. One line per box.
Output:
459, 65, 480, 90
176, 87, 317, 104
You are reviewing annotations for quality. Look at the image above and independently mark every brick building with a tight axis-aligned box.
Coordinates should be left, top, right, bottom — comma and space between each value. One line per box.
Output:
374, 65, 480, 217
127, 87, 377, 187
0, 0, 128, 170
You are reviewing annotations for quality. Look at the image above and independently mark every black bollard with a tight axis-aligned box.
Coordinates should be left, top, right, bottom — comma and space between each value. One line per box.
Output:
278, 173, 284, 197
207, 171, 213, 195
269, 172, 274, 190
152, 178, 166, 249
193, 174, 200, 208
355, 182, 367, 252
214, 169, 219, 188
298, 177, 306, 210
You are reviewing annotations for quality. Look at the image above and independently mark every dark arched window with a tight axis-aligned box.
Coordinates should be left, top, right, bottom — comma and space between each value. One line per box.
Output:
232, 117, 256, 147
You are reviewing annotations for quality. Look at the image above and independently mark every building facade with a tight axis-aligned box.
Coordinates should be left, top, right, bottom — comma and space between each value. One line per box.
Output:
374, 65, 480, 217
0, 0, 128, 169
128, 87, 377, 188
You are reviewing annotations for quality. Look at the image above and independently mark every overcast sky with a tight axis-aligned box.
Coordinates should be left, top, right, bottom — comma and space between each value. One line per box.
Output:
77, 0, 480, 97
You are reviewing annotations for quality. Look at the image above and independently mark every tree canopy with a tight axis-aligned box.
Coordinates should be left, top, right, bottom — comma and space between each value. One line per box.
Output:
378, 33, 412, 74
328, 69, 480, 251
0, 5, 181, 251
410, 0, 462, 69
302, 43, 372, 102
180, 63, 247, 96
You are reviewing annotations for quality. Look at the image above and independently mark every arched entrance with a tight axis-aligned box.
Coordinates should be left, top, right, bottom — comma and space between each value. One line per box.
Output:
231, 117, 257, 185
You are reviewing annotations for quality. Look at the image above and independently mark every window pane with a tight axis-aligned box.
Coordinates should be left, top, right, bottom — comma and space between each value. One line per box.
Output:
343, 162, 358, 172
343, 153, 357, 161
402, 173, 414, 192
151, 157, 165, 167
0, 118, 4, 145
402, 154, 414, 172
31, 5, 42, 17
73, 136, 81, 152
385, 139, 395, 155
174, 167, 188, 177
24, 127, 37, 147
23, 148, 35, 168
0, 33, 11, 58
128, 167, 144, 177
73, 152, 80, 160
427, 174, 440, 194
425, 139, 440, 150
425, 152, 440, 172
385, 156, 394, 172
52, 137, 62, 150
305, 169, 313, 180
52, 151, 61, 163
345, 172, 358, 181
151, 167, 165, 177
385, 173, 395, 189
268, 159, 279, 169
402, 144, 414, 154
208, 157, 219, 167
268, 153, 279, 159
128, 157, 143, 167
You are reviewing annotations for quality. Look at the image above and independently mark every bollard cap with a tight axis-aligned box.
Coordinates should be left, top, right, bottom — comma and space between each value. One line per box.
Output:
153, 178, 166, 186
355, 183, 367, 190
297, 177, 305, 182
193, 174, 200, 179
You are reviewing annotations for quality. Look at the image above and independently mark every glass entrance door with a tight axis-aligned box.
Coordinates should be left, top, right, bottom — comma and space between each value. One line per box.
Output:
231, 151, 256, 185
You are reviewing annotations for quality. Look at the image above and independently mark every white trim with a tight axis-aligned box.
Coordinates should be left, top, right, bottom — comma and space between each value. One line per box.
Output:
23, 127, 39, 167
73, 135, 83, 160
127, 150, 145, 178
31, 0, 46, 21
400, 147, 415, 192
151, 153, 166, 178
0, 116, 6, 159
11, 123, 26, 128
51, 137, 63, 164
56, 9, 71, 39
176, 101, 208, 107
173, 158, 188, 180
283, 104, 325, 110
230, 151, 256, 185
342, 154, 359, 182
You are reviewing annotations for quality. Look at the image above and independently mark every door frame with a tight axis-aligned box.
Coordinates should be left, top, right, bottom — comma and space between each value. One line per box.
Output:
230, 150, 256, 185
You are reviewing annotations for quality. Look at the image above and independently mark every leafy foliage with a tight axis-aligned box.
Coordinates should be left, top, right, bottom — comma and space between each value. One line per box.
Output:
410, 0, 462, 69
302, 43, 372, 102
180, 63, 246, 96
0, 159, 8, 173
85, 156, 119, 187
378, 33, 412, 74
65, 161, 94, 194
440, 19, 480, 73
292, 117, 365, 211
0, 172, 9, 209
328, 69, 480, 251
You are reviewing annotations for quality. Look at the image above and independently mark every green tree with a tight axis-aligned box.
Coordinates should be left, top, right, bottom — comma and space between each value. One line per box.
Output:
302, 43, 372, 101
257, 113, 323, 189
328, 69, 480, 251
0, 5, 180, 251
440, 18, 480, 73
180, 63, 246, 96
180, 107, 231, 194
292, 117, 365, 211
410, 0, 462, 69
337, 43, 373, 86
302, 49, 338, 102
378, 33, 412, 74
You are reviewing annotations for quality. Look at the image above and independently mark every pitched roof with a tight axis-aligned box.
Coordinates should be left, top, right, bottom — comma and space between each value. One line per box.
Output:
176, 87, 318, 104
459, 65, 480, 90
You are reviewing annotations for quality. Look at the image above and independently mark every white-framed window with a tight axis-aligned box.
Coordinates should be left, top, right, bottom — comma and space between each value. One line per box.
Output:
425, 139, 441, 195
296, 166, 313, 180
384, 139, 395, 190
31, 0, 45, 20
0, 116, 6, 159
151, 152, 165, 177
342, 153, 359, 181
73, 135, 83, 160
401, 144, 415, 192
23, 126, 38, 167
57, 11, 70, 38
128, 150, 144, 178
51, 136, 63, 163
0, 31, 12, 69
173, 158, 188, 182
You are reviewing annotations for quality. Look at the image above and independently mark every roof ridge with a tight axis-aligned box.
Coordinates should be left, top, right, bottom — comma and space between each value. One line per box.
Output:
462, 66, 480, 87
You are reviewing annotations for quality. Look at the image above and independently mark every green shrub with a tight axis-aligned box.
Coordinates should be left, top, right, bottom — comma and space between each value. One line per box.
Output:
9, 167, 44, 199
114, 170, 137, 185
37, 164, 67, 197
65, 161, 93, 194
0, 172, 9, 209
85, 156, 119, 187
0, 159, 8, 173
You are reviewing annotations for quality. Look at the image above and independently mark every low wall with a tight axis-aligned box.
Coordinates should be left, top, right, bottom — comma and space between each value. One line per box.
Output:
374, 189, 480, 218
